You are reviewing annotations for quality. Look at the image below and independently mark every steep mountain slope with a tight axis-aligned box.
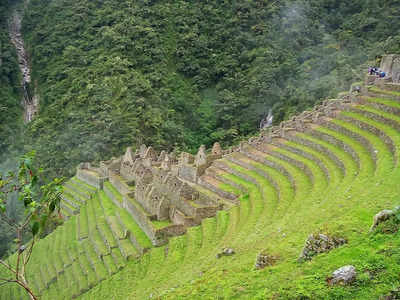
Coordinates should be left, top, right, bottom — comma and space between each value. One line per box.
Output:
0, 0, 23, 162
1, 76, 400, 299
19, 0, 400, 179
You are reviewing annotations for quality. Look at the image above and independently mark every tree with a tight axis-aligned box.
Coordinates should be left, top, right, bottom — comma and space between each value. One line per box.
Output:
0, 151, 64, 300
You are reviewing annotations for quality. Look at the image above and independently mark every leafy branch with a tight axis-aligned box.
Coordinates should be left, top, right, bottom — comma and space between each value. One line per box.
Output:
0, 151, 64, 300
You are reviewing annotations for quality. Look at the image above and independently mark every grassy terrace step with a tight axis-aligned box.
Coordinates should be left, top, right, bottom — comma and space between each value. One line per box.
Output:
283, 139, 344, 187
99, 190, 152, 251
242, 144, 297, 192
368, 86, 400, 99
198, 175, 238, 203
234, 151, 295, 222
72, 177, 97, 193
62, 191, 83, 208
367, 91, 400, 102
81, 239, 109, 282
269, 143, 328, 190
330, 117, 394, 176
189, 173, 239, 208
222, 159, 278, 234
64, 180, 93, 201
63, 188, 87, 208
205, 166, 246, 194
382, 83, 400, 93
313, 125, 374, 176
255, 143, 316, 186
323, 120, 378, 172
362, 96, 400, 114
271, 139, 334, 186
61, 202, 74, 218
227, 152, 281, 197
109, 172, 135, 196
339, 111, 397, 166
77, 205, 89, 240
103, 181, 123, 207
346, 106, 400, 166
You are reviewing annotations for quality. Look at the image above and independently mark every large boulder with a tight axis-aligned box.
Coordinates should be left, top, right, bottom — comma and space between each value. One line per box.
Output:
370, 207, 399, 232
380, 54, 400, 83
328, 265, 357, 286
299, 233, 347, 261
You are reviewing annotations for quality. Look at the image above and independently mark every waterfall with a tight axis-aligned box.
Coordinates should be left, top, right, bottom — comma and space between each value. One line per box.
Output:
9, 9, 38, 123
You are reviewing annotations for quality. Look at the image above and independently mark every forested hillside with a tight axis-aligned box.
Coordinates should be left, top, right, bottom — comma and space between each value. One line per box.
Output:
6, 0, 400, 179
0, 0, 22, 162
0, 0, 25, 258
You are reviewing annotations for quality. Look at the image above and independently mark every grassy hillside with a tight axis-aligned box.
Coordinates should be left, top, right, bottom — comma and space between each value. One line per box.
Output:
1, 83, 400, 299
18, 0, 400, 179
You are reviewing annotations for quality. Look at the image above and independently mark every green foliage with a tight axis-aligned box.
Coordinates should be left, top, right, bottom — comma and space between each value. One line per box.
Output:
14, 0, 400, 179
0, 151, 64, 237
0, 151, 64, 299
0, 0, 23, 161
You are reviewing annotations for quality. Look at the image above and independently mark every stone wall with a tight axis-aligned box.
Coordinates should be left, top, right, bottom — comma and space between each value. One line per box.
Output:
380, 54, 400, 83
76, 163, 108, 189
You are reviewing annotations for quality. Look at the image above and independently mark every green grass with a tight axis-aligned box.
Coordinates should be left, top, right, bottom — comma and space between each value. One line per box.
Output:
369, 86, 400, 97
365, 97, 400, 109
104, 181, 123, 205
332, 117, 394, 176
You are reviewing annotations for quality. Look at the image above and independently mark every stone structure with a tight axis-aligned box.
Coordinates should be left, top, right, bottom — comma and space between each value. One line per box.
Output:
69, 56, 400, 248
75, 143, 229, 246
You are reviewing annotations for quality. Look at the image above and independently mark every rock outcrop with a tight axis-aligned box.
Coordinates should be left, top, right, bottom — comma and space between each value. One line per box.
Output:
299, 233, 347, 261
370, 207, 400, 232
328, 265, 357, 286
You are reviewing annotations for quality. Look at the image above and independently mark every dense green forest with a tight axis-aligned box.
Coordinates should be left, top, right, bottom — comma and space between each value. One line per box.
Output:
2, 0, 400, 178
0, 0, 22, 161
0, 0, 24, 259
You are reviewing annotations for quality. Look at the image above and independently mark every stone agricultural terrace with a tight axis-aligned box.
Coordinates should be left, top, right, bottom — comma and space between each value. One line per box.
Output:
1, 55, 400, 299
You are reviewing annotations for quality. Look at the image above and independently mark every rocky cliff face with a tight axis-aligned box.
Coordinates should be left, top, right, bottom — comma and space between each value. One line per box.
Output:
9, 9, 38, 123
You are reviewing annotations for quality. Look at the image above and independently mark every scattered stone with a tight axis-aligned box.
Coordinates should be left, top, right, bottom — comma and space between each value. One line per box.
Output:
370, 208, 399, 232
254, 252, 278, 270
298, 233, 347, 261
327, 265, 357, 286
216, 247, 235, 259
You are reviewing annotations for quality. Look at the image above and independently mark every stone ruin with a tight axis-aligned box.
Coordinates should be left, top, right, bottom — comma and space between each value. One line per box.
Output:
73, 90, 358, 246
76, 142, 229, 246
73, 55, 399, 246
74, 90, 352, 246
